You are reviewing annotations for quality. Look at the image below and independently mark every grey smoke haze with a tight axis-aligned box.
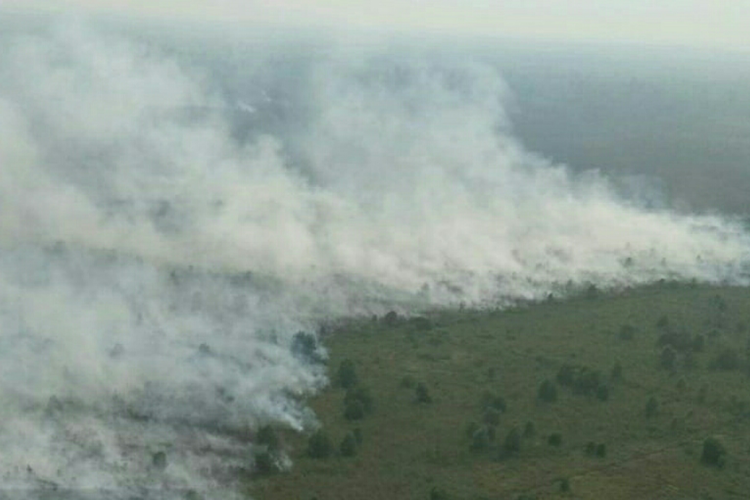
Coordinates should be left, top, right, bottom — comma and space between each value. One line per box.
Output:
1, 19, 749, 499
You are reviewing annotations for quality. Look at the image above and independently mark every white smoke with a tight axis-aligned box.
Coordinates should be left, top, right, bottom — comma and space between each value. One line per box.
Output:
0, 20, 748, 499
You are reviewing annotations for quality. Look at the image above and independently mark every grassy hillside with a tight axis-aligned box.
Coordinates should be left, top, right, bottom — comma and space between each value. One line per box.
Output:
247, 283, 750, 500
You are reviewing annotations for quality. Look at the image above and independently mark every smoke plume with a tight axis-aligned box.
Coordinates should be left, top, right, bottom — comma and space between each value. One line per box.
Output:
0, 20, 748, 499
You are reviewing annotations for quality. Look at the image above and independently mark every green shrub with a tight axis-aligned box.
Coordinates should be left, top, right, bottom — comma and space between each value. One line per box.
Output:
481, 391, 507, 412
610, 362, 623, 381
152, 451, 167, 471
701, 437, 726, 467
254, 450, 278, 475
645, 396, 659, 418
340, 433, 357, 457
470, 426, 492, 452
537, 379, 557, 403
345, 387, 374, 414
710, 348, 741, 371
558, 477, 570, 492
256, 425, 280, 452
338, 359, 358, 389
547, 433, 562, 447
416, 382, 432, 403
307, 430, 333, 459
483, 408, 501, 427
556, 364, 575, 387
344, 399, 366, 420
383, 310, 399, 326
429, 487, 449, 500
618, 324, 636, 341
595, 385, 609, 402
503, 428, 522, 455
595, 443, 607, 458
585, 441, 596, 456
523, 421, 536, 439
659, 346, 677, 371
656, 315, 670, 329
353, 428, 363, 444
400, 375, 415, 388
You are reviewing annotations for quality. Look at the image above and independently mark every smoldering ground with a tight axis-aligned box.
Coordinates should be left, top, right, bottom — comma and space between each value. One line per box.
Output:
1, 19, 749, 499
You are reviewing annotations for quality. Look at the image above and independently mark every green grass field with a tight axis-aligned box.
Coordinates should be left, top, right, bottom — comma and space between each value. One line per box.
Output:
247, 283, 750, 500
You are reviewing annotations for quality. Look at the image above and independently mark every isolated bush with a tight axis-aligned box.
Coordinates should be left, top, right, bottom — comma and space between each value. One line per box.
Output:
659, 346, 677, 371
701, 437, 727, 467
610, 362, 623, 381
400, 375, 416, 388
596, 385, 610, 402
556, 364, 576, 387
291, 331, 321, 363
657, 331, 693, 352
470, 426, 492, 452
503, 428, 522, 455
340, 433, 358, 457
572, 369, 602, 396
483, 408, 501, 427
585, 441, 596, 456
416, 382, 432, 403
710, 348, 741, 371
645, 396, 659, 418
411, 316, 433, 331
537, 379, 558, 403
353, 428, 363, 444
344, 399, 366, 421
429, 487, 449, 500
307, 431, 333, 459
383, 310, 399, 326
338, 359, 358, 389
256, 425, 280, 452
595, 443, 607, 458
656, 314, 670, 330
152, 451, 167, 471
558, 477, 571, 493
481, 391, 507, 412
618, 324, 636, 341
547, 433, 562, 447
523, 421, 536, 439
465, 421, 480, 439
345, 387, 374, 414
691, 334, 705, 352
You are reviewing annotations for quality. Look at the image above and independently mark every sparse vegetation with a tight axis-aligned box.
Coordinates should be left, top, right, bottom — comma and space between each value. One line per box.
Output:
253, 284, 750, 500
547, 433, 562, 447
701, 437, 726, 467
415, 382, 432, 403
307, 430, 333, 459
338, 359, 358, 388
537, 379, 558, 403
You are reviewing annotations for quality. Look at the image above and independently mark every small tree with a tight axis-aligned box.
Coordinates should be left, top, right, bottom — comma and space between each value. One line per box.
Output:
338, 359, 358, 389
470, 426, 491, 452
256, 425, 280, 452
523, 421, 536, 439
416, 382, 432, 403
254, 451, 278, 475
344, 399, 366, 420
548, 433, 562, 447
659, 346, 677, 371
701, 437, 726, 467
503, 428, 522, 455
537, 379, 558, 403
595, 385, 609, 402
340, 433, 358, 457
610, 362, 623, 381
645, 396, 659, 418
595, 443, 607, 458
307, 430, 333, 459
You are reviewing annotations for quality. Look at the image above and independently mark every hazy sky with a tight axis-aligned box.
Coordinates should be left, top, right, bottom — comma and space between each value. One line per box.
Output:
6, 0, 750, 49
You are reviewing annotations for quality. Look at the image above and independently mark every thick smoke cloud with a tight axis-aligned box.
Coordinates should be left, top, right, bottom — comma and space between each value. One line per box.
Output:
1, 20, 748, 499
